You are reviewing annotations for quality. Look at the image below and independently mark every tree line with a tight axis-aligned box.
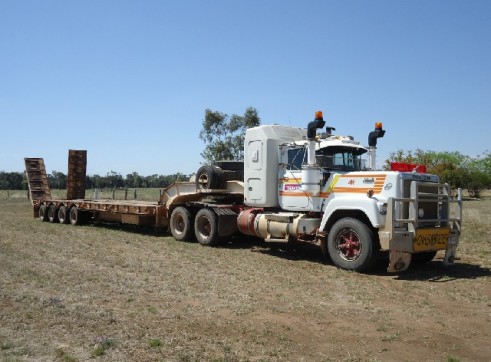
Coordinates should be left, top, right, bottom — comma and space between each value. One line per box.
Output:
0, 171, 191, 191
385, 149, 491, 197
2, 149, 489, 197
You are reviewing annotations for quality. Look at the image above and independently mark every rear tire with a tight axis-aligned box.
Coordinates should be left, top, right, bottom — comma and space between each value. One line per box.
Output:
58, 205, 70, 224
48, 204, 58, 223
170, 206, 194, 241
69, 206, 83, 225
39, 204, 49, 222
327, 218, 378, 272
194, 208, 220, 246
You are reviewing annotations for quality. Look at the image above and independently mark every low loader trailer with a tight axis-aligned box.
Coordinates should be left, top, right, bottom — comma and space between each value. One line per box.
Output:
26, 112, 463, 273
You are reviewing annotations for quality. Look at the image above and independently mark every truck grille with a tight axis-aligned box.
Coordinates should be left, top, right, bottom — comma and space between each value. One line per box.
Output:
402, 179, 446, 229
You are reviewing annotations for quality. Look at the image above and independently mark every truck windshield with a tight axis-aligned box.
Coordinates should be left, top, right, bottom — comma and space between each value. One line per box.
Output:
285, 146, 367, 171
316, 146, 367, 171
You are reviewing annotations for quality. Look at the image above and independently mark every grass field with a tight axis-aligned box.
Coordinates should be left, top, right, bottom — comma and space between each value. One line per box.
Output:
0, 190, 490, 361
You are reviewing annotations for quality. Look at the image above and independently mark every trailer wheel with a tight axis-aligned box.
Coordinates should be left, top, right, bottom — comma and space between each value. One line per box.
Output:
69, 206, 82, 225
194, 208, 220, 246
58, 205, 70, 224
411, 251, 437, 264
38, 204, 49, 222
195, 165, 221, 190
170, 206, 194, 241
48, 204, 59, 223
327, 218, 378, 272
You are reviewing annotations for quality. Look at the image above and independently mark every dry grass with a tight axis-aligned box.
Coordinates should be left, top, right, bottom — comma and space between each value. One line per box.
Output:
0, 192, 490, 361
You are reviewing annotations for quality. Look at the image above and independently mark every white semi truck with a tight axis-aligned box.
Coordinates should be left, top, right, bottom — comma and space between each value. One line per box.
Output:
28, 111, 462, 273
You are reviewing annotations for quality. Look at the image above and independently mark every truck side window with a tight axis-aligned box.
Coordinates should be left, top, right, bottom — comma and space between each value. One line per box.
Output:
287, 148, 306, 170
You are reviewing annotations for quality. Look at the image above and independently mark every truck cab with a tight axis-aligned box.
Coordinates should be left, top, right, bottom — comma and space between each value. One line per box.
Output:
241, 112, 462, 272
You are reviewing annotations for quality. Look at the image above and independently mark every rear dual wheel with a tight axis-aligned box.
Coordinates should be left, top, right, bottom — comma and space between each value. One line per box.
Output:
169, 207, 221, 246
194, 208, 220, 246
69, 206, 84, 225
48, 204, 58, 223
38, 204, 49, 222
170, 206, 194, 241
58, 205, 70, 224
39, 204, 84, 225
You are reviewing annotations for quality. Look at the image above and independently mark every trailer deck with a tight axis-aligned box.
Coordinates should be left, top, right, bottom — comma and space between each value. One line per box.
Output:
36, 198, 167, 227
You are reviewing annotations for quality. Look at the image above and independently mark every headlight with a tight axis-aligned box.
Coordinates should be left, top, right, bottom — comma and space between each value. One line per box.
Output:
378, 202, 387, 215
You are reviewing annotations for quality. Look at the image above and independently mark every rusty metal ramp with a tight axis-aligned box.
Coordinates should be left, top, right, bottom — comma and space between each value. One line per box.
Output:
67, 150, 87, 200
24, 158, 51, 204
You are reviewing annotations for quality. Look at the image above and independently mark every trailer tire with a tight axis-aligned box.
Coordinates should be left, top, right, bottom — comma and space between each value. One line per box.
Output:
58, 205, 70, 224
69, 206, 83, 225
195, 166, 221, 190
327, 218, 378, 272
48, 204, 59, 223
411, 251, 437, 264
170, 206, 194, 241
39, 204, 49, 222
194, 208, 220, 246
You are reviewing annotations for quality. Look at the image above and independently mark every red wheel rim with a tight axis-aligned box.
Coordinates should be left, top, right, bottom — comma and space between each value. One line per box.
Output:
335, 228, 361, 261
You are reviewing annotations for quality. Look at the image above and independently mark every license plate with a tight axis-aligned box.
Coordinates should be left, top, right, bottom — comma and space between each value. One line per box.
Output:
414, 228, 450, 252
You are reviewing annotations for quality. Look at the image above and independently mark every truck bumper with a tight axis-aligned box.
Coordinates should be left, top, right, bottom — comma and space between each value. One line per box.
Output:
379, 184, 462, 273
381, 229, 460, 273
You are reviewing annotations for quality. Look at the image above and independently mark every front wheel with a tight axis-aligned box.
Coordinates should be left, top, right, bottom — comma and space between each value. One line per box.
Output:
326, 218, 378, 272
194, 208, 220, 246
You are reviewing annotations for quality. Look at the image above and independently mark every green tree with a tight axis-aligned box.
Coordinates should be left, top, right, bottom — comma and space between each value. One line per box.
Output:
199, 107, 260, 163
47, 171, 67, 189
105, 171, 124, 188
465, 151, 491, 197
126, 172, 145, 188
0, 171, 25, 190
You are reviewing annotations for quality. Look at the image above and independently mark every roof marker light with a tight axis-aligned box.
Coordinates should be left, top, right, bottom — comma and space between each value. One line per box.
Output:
368, 122, 386, 147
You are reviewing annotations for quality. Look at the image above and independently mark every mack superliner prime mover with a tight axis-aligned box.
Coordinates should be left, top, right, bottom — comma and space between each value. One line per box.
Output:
27, 111, 462, 273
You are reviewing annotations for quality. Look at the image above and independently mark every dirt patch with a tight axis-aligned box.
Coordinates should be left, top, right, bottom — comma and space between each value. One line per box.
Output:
0, 198, 490, 361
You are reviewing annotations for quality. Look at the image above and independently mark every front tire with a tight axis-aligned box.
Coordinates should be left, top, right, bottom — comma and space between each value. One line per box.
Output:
194, 208, 220, 246
327, 218, 378, 272
170, 206, 194, 241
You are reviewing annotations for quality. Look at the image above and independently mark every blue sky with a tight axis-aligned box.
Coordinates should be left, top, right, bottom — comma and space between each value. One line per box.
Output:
1, 0, 490, 176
